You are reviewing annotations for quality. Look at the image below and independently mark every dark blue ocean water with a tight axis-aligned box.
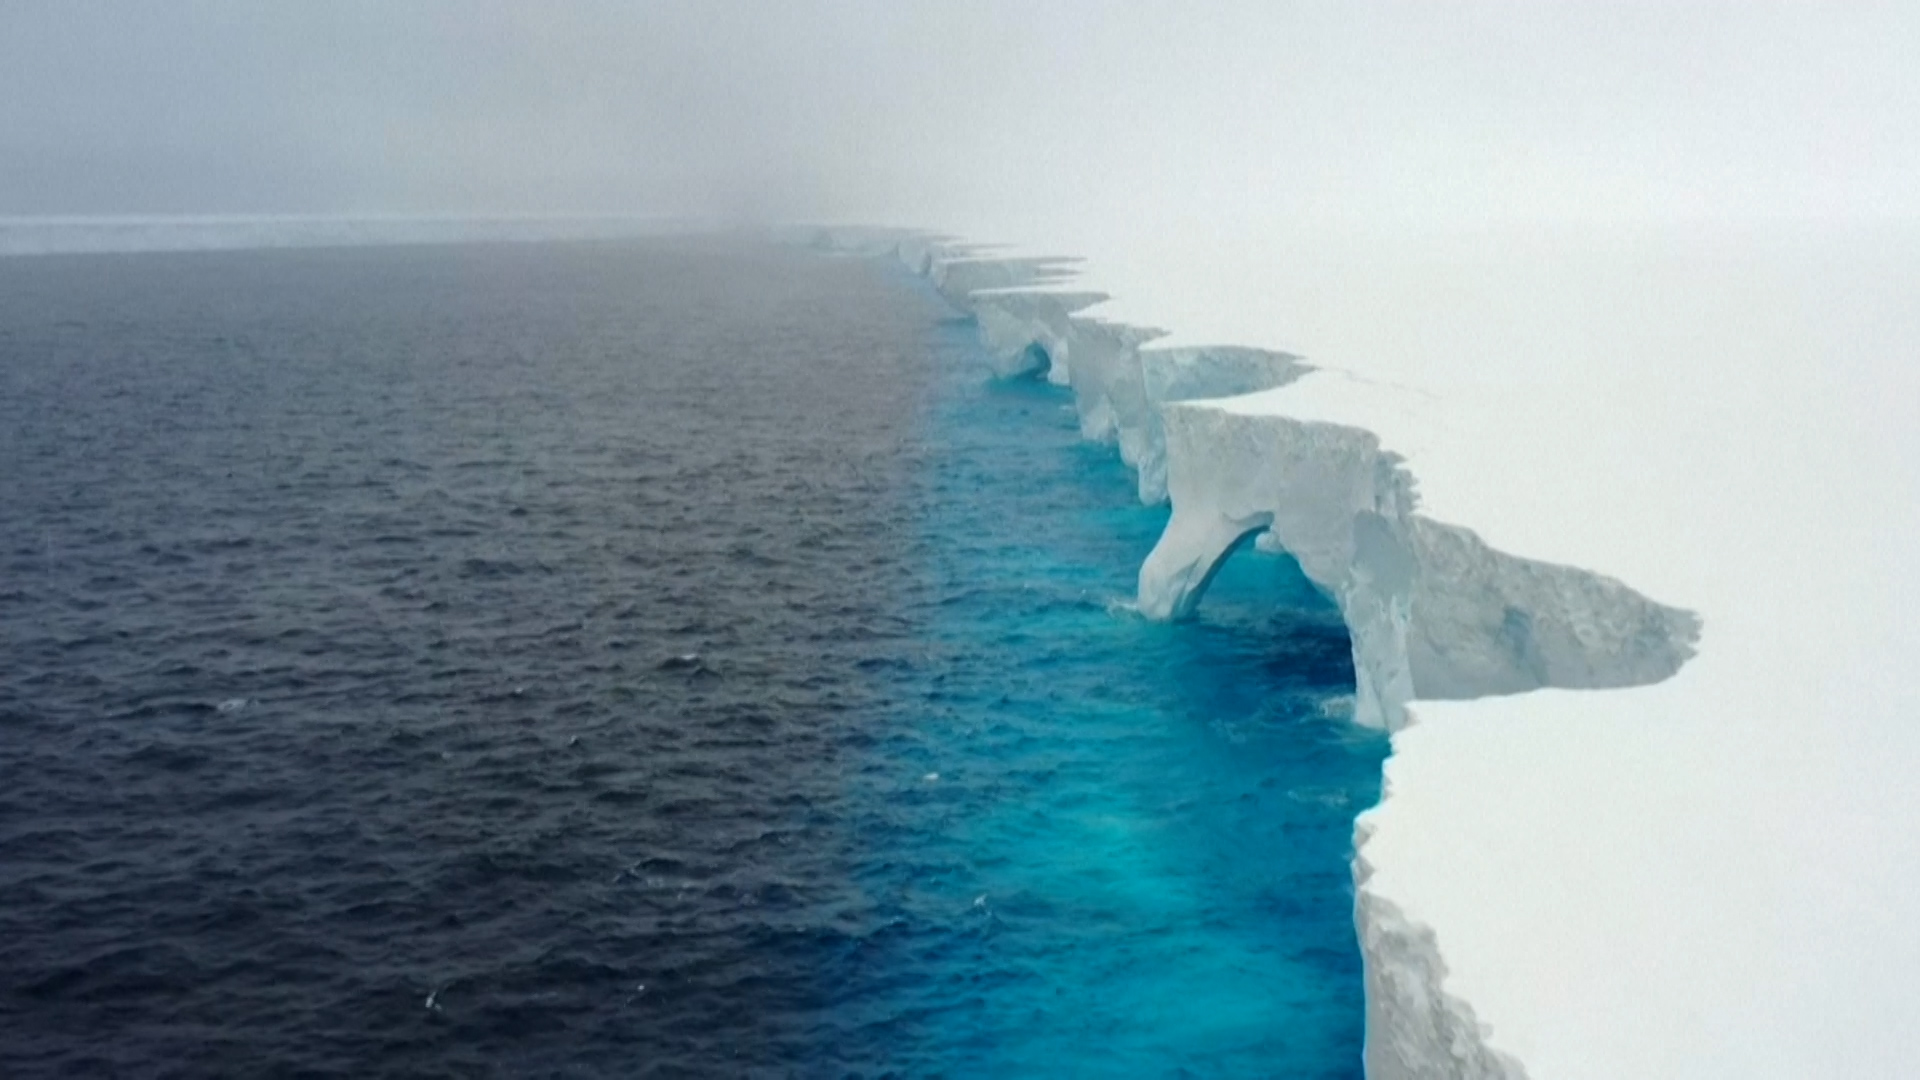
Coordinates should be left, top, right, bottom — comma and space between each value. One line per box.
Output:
0, 238, 1383, 1077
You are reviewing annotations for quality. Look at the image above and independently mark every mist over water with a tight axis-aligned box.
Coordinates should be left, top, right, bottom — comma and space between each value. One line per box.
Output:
0, 238, 1378, 1076
5, 4, 1914, 227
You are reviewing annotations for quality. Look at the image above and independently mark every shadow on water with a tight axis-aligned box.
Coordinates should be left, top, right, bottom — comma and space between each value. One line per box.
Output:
829, 314, 1386, 1078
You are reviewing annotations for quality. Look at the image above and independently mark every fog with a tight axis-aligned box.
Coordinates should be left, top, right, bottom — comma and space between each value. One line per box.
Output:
3, 1, 1917, 228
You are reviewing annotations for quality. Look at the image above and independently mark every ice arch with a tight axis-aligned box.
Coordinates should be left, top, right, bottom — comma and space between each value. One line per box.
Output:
1002, 341, 1053, 381
1135, 514, 1277, 621
1139, 403, 1699, 731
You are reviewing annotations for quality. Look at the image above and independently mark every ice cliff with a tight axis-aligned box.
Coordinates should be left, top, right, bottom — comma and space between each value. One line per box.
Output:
796, 225, 1703, 1079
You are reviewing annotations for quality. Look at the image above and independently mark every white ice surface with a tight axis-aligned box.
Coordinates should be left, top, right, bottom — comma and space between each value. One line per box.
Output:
1289, 230, 1920, 1080
819, 221, 1920, 1078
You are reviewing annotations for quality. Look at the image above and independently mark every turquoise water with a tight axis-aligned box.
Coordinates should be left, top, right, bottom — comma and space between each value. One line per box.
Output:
829, 303, 1388, 1076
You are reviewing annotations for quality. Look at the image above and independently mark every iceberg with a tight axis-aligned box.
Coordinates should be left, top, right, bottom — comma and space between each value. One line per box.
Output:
799, 222, 1920, 1079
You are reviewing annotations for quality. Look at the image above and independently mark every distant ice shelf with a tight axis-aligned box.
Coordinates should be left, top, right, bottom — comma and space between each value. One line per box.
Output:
0, 214, 690, 257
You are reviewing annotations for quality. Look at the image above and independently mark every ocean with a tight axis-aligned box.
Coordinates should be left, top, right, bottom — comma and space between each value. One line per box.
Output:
0, 237, 1383, 1077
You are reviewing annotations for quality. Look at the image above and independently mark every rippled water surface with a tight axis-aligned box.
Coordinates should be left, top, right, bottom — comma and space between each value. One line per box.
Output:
0, 239, 1383, 1077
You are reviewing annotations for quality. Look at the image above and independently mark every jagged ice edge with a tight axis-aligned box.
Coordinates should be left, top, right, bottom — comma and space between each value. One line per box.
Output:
791, 224, 1701, 1080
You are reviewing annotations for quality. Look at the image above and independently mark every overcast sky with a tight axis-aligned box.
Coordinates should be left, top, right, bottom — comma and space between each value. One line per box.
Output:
4, 2, 1916, 226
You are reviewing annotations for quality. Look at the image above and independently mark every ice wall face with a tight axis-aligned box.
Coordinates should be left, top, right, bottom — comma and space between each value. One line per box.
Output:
1402, 517, 1699, 701
791, 226, 1309, 502
794, 226, 1308, 503
1355, 880, 1530, 1080
967, 290, 1108, 382
929, 256, 1080, 311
